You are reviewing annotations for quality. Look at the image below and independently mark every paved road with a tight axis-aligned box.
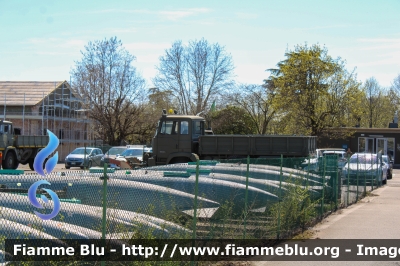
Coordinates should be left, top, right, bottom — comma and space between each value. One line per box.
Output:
251, 169, 400, 265
17, 162, 83, 172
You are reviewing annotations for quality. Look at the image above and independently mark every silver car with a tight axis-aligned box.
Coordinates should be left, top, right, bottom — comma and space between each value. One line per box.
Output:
65, 147, 104, 169
101, 146, 127, 168
342, 153, 387, 185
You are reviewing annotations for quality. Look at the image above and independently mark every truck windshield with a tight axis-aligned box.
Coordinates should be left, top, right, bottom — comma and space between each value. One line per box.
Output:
0, 124, 10, 133
160, 120, 178, 135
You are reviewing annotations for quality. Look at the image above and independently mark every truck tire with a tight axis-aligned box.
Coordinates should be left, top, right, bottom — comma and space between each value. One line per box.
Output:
3, 152, 16, 170
29, 159, 34, 171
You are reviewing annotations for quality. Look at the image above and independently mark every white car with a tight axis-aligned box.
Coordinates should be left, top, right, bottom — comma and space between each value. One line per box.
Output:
322, 150, 348, 169
115, 145, 149, 163
301, 148, 345, 172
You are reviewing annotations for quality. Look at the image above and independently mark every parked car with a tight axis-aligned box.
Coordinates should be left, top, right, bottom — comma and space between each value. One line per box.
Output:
322, 150, 348, 169
115, 146, 147, 163
342, 153, 387, 185
65, 147, 104, 169
301, 148, 345, 172
101, 146, 127, 168
382, 155, 393, 180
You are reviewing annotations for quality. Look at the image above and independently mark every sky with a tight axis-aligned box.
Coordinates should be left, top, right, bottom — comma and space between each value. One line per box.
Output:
1, 0, 399, 88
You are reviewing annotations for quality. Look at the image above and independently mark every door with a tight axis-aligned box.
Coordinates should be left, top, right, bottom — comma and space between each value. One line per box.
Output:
178, 120, 192, 153
358, 137, 375, 153
156, 120, 179, 163
376, 138, 388, 155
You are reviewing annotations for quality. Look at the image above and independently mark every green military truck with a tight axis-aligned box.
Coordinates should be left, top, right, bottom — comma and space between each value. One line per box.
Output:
145, 110, 317, 166
0, 120, 49, 170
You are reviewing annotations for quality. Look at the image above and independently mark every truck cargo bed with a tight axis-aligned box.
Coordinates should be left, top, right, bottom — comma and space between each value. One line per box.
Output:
199, 135, 316, 157
14, 135, 49, 148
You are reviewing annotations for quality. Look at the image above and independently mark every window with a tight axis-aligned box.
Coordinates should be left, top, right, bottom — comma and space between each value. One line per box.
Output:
160, 121, 178, 135
180, 121, 189, 134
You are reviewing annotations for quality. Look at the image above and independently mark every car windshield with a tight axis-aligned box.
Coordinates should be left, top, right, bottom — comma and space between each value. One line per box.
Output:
71, 148, 92, 155
349, 155, 378, 164
324, 152, 344, 157
107, 147, 126, 155
121, 149, 143, 157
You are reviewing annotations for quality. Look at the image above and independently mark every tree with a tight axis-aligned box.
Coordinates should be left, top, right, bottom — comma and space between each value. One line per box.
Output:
71, 37, 147, 145
226, 84, 276, 134
153, 38, 235, 115
265, 44, 361, 136
211, 106, 257, 134
363, 77, 383, 128
132, 87, 175, 145
360, 77, 397, 128
390, 74, 400, 110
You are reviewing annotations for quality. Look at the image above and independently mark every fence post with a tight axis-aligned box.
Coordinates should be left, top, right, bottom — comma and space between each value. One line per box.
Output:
364, 169, 366, 196
347, 157, 350, 207
243, 155, 250, 239
306, 155, 310, 188
101, 163, 108, 266
84, 145, 87, 171
190, 160, 200, 266
277, 154, 283, 239
321, 156, 326, 218
370, 155, 374, 191
192, 160, 200, 238
334, 158, 338, 210
356, 156, 359, 202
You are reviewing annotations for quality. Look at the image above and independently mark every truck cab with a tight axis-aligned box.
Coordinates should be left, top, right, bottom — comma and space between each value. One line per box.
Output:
0, 120, 49, 170
150, 111, 205, 166
0, 121, 15, 148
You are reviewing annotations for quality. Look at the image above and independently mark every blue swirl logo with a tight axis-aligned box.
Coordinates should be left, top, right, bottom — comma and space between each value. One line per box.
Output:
28, 130, 61, 220
34, 130, 59, 176
28, 180, 61, 220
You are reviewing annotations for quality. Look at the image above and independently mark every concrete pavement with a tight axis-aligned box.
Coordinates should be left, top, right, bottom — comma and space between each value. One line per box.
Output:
251, 169, 400, 265
17, 162, 81, 172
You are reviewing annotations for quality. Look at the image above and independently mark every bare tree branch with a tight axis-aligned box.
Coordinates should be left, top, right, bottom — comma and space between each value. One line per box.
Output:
154, 38, 234, 115
71, 37, 147, 145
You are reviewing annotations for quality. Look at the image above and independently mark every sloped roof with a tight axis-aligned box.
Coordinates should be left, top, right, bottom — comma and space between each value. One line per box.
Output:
0, 81, 72, 106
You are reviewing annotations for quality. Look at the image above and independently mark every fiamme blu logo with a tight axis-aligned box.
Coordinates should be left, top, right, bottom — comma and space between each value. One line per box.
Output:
27, 130, 61, 220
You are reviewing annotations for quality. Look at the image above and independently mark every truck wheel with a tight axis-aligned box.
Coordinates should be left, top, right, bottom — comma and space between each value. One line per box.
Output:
3, 152, 16, 170
28, 159, 34, 171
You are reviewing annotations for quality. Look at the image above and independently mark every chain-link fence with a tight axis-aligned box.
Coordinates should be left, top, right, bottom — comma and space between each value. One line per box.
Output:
0, 154, 385, 264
